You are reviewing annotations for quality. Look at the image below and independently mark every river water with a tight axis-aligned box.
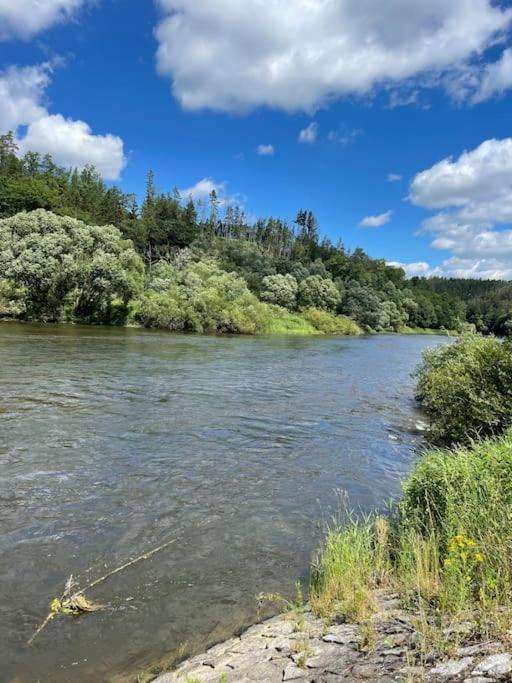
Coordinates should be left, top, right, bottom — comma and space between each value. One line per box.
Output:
0, 323, 451, 682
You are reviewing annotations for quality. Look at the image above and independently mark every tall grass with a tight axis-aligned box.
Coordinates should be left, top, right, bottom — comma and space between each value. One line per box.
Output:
310, 431, 512, 637
265, 308, 320, 335
301, 308, 362, 335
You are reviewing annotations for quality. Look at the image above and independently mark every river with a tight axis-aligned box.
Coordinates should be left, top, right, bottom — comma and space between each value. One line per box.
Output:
0, 323, 451, 682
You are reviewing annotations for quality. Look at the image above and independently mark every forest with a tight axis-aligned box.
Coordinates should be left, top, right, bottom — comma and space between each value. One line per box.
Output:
0, 131, 511, 335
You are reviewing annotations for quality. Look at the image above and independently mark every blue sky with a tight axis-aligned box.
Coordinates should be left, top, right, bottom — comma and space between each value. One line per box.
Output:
1, 1, 512, 278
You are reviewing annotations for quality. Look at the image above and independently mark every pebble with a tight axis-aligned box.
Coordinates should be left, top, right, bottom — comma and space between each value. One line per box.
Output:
472, 652, 512, 676
428, 657, 473, 678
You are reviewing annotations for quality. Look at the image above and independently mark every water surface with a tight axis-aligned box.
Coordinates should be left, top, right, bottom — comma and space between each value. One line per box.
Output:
0, 324, 450, 682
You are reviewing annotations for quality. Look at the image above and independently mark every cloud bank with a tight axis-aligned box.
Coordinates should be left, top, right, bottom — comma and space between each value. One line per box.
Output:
0, 0, 88, 40
155, 0, 512, 112
405, 137, 512, 279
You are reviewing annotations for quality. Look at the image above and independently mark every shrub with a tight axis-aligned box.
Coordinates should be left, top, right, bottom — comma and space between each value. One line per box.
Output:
398, 433, 512, 614
137, 258, 270, 334
260, 273, 298, 309
310, 431, 512, 630
302, 307, 362, 335
298, 275, 340, 312
0, 209, 144, 322
416, 335, 512, 445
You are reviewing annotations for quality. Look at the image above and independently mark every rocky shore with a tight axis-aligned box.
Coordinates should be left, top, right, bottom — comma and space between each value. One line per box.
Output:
150, 591, 512, 683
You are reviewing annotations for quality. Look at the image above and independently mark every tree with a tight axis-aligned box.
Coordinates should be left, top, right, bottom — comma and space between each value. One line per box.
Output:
260, 274, 298, 309
0, 209, 143, 322
298, 275, 341, 312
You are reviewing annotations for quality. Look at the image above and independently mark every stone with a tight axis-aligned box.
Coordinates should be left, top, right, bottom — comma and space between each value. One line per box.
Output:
428, 657, 474, 678
292, 643, 341, 669
323, 654, 361, 677
235, 660, 284, 681
322, 624, 360, 645
226, 635, 269, 654
351, 662, 383, 678
457, 642, 503, 657
463, 678, 495, 683
379, 647, 408, 657
472, 652, 512, 676
282, 661, 307, 680
174, 666, 222, 682
261, 619, 296, 638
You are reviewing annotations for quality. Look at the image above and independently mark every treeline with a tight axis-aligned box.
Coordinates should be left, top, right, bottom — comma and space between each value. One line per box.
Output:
0, 131, 510, 334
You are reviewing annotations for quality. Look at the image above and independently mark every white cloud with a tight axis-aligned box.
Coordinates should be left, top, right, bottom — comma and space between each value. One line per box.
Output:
155, 0, 512, 112
409, 137, 512, 279
0, 63, 127, 180
431, 257, 512, 279
298, 121, 318, 144
410, 138, 512, 210
178, 177, 243, 210
0, 64, 49, 130
389, 257, 512, 280
256, 144, 274, 156
19, 115, 126, 181
387, 261, 431, 277
179, 177, 226, 202
360, 210, 393, 228
0, 0, 87, 41
387, 173, 403, 183
473, 48, 512, 102
327, 125, 362, 146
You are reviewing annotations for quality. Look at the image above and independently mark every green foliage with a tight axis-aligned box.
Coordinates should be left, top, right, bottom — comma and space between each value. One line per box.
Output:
310, 514, 379, 621
137, 258, 270, 334
416, 335, 512, 445
264, 307, 320, 335
311, 431, 512, 637
260, 273, 298, 309
301, 307, 362, 335
0, 210, 143, 322
298, 275, 340, 312
399, 433, 512, 614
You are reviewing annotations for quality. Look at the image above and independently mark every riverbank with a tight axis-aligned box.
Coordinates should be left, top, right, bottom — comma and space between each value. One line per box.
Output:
146, 591, 512, 682
0, 316, 456, 338
144, 427, 512, 683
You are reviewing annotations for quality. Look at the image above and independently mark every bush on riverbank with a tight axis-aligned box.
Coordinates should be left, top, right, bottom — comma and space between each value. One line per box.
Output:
301, 307, 362, 335
416, 334, 512, 445
0, 209, 144, 323
136, 259, 271, 334
310, 431, 512, 643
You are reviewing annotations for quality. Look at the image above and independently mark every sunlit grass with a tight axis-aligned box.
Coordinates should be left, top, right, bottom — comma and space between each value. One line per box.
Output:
310, 431, 512, 646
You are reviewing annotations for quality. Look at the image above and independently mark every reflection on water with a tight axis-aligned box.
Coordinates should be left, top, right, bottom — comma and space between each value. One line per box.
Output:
0, 323, 451, 682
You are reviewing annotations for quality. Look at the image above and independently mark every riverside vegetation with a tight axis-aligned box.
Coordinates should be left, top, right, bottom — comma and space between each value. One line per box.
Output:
309, 334, 512, 669
1, 131, 512, 336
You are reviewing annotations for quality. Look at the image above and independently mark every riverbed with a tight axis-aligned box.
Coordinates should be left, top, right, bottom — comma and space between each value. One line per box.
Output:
0, 323, 451, 682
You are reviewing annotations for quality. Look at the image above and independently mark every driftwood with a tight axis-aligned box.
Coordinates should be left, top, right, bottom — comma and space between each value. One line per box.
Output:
27, 536, 179, 646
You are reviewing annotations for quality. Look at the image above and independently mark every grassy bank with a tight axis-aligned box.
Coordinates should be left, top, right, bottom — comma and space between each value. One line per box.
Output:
309, 334, 512, 656
310, 431, 512, 652
264, 307, 362, 336
398, 325, 456, 336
